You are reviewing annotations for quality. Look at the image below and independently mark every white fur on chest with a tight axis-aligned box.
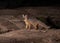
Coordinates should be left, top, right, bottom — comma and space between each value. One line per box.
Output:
24, 19, 30, 25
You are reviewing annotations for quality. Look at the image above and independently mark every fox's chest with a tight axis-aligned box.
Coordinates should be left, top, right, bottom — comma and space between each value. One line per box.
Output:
24, 20, 31, 25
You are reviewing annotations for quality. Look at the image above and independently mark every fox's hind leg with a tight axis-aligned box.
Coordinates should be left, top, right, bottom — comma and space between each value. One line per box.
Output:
34, 24, 39, 30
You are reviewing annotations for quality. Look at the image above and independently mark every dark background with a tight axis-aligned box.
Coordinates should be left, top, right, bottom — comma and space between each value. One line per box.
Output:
0, 0, 60, 9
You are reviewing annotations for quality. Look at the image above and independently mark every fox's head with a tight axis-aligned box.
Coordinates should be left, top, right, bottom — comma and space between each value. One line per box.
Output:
22, 14, 28, 19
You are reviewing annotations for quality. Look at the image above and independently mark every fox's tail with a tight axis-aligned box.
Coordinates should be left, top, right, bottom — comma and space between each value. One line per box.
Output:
46, 26, 50, 29
38, 21, 50, 29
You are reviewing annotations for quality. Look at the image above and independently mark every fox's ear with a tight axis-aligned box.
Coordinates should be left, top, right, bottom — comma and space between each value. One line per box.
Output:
22, 14, 25, 18
25, 15, 28, 17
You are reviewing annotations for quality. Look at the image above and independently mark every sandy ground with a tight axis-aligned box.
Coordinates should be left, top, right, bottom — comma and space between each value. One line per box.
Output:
0, 15, 59, 43
0, 29, 60, 43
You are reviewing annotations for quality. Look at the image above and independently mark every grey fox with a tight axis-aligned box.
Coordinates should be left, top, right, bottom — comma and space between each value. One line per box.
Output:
22, 14, 50, 32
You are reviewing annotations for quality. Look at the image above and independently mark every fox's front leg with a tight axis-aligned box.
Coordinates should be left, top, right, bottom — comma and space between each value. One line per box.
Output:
29, 24, 31, 30
26, 24, 31, 30
26, 24, 28, 29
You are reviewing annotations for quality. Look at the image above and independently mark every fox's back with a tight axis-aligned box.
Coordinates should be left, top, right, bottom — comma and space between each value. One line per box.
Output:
28, 18, 40, 25
28, 18, 50, 29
